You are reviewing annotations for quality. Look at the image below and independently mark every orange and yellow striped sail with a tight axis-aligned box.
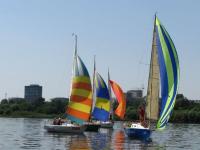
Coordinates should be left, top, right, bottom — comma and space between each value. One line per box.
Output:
66, 55, 92, 124
109, 80, 126, 120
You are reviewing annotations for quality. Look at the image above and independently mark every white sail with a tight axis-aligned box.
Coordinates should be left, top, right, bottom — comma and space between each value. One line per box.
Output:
145, 17, 160, 121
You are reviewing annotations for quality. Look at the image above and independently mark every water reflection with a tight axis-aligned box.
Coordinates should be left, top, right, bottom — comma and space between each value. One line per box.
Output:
112, 130, 125, 150
86, 128, 112, 150
68, 134, 90, 150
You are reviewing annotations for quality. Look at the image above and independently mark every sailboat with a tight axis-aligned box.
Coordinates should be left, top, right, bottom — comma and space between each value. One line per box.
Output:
98, 72, 127, 128
92, 71, 113, 128
84, 56, 101, 132
99, 70, 115, 128
124, 15, 180, 139
100, 79, 126, 128
44, 35, 92, 133
109, 80, 126, 120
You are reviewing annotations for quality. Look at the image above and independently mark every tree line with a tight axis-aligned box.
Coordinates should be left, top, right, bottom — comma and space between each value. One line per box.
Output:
0, 94, 200, 123
0, 98, 68, 118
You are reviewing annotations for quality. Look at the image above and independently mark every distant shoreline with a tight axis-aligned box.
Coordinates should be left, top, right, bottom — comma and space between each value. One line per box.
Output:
0, 96, 200, 124
0, 112, 199, 125
0, 111, 60, 119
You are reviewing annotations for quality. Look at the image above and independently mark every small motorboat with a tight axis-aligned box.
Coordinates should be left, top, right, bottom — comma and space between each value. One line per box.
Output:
124, 123, 151, 139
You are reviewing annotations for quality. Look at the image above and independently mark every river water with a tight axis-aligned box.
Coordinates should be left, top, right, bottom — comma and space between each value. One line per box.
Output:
0, 118, 199, 150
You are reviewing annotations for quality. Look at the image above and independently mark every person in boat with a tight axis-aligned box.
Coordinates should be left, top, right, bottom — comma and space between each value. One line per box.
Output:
138, 105, 145, 122
53, 118, 57, 125
138, 104, 147, 127
53, 117, 63, 125
109, 114, 112, 120
57, 117, 62, 125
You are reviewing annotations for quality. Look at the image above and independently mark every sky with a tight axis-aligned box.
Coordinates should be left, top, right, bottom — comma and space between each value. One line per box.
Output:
0, 0, 199, 100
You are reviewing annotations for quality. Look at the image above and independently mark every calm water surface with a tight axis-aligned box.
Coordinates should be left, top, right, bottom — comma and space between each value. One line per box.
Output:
0, 118, 199, 150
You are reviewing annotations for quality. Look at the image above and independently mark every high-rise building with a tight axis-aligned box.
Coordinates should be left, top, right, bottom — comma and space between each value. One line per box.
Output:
24, 84, 42, 101
126, 90, 143, 102
127, 90, 143, 98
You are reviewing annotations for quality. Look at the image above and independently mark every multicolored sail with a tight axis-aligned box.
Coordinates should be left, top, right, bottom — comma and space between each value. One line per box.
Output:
92, 72, 110, 121
66, 55, 92, 125
155, 17, 180, 129
109, 80, 126, 120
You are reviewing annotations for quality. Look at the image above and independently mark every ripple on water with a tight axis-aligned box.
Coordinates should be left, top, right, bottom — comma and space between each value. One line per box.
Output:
0, 119, 199, 149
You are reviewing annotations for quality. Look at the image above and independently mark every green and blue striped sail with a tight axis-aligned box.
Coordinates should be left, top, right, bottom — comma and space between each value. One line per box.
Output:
92, 72, 111, 121
155, 17, 180, 129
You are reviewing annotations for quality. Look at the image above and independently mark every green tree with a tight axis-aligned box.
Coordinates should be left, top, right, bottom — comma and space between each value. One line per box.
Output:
1, 99, 8, 104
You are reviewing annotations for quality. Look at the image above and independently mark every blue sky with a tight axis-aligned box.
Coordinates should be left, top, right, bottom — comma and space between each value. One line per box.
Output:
0, 0, 199, 100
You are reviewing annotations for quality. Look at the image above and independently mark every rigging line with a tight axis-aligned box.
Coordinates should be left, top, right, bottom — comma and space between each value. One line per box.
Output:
137, 43, 154, 91
139, 62, 160, 67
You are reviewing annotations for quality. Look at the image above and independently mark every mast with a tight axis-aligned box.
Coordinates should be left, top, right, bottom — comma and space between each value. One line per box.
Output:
145, 15, 160, 125
108, 68, 113, 120
66, 35, 93, 124
92, 55, 96, 113
69, 34, 78, 101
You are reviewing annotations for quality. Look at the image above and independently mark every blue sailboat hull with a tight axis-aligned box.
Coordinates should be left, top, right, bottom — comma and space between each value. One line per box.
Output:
124, 127, 151, 139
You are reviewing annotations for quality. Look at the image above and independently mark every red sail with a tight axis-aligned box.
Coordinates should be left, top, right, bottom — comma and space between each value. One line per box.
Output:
109, 80, 126, 120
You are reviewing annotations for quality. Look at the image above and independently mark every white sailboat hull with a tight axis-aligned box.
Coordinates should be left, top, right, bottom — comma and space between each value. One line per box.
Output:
44, 123, 86, 134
